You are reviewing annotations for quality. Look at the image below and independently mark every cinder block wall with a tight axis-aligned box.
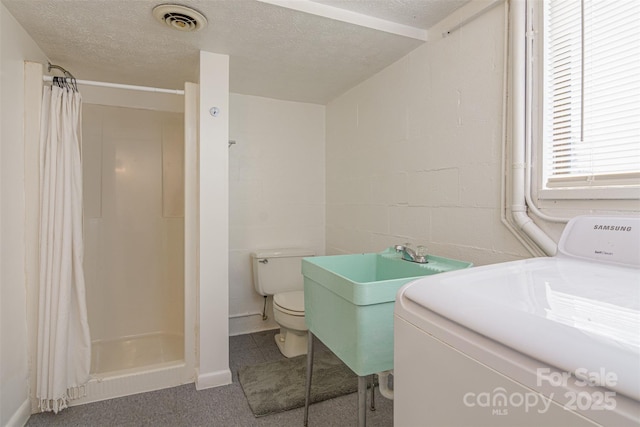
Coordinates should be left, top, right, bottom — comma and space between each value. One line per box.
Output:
228, 94, 325, 334
325, 5, 529, 266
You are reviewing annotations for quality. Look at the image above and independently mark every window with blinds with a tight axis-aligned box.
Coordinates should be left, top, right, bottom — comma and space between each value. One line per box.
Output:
541, 0, 640, 194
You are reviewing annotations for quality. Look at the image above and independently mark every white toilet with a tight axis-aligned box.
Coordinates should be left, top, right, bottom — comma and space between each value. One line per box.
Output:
251, 248, 315, 358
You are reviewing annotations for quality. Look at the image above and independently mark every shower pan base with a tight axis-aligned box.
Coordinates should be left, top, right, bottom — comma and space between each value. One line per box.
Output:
91, 332, 183, 374
69, 332, 189, 406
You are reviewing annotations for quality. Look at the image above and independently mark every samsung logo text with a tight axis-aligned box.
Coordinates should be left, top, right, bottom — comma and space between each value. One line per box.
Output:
593, 225, 632, 232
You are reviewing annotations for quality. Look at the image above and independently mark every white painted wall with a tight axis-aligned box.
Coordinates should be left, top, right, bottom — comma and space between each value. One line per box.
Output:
0, 5, 48, 426
325, 3, 530, 266
228, 94, 325, 335
196, 51, 232, 389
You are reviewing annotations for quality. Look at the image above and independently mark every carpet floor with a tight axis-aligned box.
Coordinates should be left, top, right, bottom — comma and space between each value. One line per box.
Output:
25, 330, 393, 426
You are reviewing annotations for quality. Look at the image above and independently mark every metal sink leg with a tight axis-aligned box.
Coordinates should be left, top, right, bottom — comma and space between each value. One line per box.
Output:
358, 376, 367, 427
304, 331, 369, 427
370, 374, 376, 411
304, 330, 314, 426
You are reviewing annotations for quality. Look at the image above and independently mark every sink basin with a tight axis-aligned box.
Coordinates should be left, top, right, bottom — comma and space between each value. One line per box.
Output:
302, 249, 472, 376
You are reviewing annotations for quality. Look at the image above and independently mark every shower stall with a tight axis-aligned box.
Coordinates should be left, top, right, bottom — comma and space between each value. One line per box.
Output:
82, 103, 185, 375
25, 62, 198, 407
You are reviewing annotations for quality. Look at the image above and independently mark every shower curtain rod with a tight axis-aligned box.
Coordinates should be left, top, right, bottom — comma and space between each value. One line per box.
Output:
43, 75, 185, 95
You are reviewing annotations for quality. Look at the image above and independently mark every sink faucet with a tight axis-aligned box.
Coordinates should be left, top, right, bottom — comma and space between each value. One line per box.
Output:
394, 244, 427, 264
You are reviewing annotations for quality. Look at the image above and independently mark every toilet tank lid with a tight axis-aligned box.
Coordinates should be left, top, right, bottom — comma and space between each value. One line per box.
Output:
251, 248, 315, 259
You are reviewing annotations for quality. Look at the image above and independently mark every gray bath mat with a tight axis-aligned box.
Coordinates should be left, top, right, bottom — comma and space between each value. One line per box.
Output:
238, 351, 358, 417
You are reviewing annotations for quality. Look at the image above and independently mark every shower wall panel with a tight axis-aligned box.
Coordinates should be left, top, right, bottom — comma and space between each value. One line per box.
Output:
82, 104, 184, 343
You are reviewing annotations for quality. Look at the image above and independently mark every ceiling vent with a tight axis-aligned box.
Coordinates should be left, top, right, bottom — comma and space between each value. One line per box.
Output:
153, 4, 208, 32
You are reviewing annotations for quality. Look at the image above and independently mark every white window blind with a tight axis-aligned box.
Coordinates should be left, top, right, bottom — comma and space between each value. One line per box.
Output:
542, 0, 640, 191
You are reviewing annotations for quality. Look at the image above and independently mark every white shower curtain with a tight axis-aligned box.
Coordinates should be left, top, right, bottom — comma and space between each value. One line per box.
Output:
36, 83, 91, 413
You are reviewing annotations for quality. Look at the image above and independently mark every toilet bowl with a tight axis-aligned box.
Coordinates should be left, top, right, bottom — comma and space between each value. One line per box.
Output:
251, 248, 315, 358
272, 290, 307, 357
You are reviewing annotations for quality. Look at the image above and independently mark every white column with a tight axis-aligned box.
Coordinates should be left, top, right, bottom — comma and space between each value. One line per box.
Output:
196, 51, 232, 389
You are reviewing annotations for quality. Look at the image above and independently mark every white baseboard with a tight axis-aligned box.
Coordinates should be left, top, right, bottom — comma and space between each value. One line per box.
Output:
229, 315, 278, 336
6, 397, 31, 427
195, 368, 232, 390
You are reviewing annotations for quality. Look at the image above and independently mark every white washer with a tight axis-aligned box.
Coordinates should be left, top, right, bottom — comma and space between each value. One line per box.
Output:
394, 215, 640, 427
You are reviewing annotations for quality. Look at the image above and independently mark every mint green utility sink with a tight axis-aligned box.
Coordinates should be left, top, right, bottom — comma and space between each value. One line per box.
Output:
302, 249, 472, 376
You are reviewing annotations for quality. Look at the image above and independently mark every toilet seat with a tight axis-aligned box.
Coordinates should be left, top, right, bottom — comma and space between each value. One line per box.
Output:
273, 291, 305, 317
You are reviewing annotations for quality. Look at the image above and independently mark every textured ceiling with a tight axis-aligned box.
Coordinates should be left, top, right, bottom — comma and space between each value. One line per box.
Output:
2, 0, 469, 104
310, 0, 469, 28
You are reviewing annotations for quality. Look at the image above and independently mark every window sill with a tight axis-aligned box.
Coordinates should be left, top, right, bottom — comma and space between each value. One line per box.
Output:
538, 186, 640, 201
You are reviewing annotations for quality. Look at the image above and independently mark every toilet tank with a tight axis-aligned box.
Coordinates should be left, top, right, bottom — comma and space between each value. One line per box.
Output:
251, 248, 315, 296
